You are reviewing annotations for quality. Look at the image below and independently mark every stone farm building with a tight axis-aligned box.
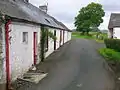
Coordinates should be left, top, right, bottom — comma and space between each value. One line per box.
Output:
0, 0, 72, 87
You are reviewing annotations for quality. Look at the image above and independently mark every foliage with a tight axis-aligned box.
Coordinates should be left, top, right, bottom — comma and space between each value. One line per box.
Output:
95, 32, 107, 40
0, 11, 10, 26
40, 27, 57, 62
40, 27, 46, 62
91, 27, 100, 32
0, 11, 5, 25
99, 48, 120, 63
104, 39, 120, 52
48, 31, 57, 40
95, 39, 104, 43
75, 2, 105, 34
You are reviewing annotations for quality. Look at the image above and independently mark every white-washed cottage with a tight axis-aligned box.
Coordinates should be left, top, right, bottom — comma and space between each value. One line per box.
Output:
0, 0, 72, 89
108, 13, 120, 39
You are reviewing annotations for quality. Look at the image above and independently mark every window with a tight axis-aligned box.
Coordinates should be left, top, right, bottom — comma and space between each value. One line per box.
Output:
45, 18, 51, 24
22, 32, 28, 44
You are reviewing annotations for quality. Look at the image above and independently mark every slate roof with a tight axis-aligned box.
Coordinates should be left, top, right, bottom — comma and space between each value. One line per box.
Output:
50, 16, 71, 31
0, 0, 70, 30
108, 13, 120, 29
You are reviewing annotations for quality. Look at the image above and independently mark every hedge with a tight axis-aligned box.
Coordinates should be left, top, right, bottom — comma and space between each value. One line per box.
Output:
104, 39, 120, 52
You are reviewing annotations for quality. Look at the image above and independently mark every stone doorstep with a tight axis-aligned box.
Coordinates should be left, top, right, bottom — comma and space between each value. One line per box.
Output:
0, 84, 6, 90
18, 73, 48, 84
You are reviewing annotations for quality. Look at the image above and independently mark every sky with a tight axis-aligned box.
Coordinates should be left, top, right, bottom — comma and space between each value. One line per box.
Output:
29, 0, 120, 30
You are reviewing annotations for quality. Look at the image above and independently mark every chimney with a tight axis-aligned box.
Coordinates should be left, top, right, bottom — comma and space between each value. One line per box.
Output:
39, 5, 48, 13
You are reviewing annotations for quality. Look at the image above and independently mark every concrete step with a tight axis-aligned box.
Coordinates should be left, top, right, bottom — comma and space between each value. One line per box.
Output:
18, 72, 48, 84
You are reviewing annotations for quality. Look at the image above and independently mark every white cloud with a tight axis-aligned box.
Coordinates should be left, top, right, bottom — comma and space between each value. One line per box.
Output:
30, 0, 120, 30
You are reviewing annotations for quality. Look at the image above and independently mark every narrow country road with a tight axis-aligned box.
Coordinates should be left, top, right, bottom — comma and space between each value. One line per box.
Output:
19, 39, 115, 90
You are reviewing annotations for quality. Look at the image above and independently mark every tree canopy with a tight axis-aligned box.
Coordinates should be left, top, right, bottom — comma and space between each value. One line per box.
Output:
74, 2, 105, 34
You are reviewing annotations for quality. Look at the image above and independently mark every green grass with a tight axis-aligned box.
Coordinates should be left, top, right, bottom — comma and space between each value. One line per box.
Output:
99, 48, 120, 62
72, 34, 93, 39
72, 32, 94, 39
95, 39, 104, 43
72, 32, 108, 44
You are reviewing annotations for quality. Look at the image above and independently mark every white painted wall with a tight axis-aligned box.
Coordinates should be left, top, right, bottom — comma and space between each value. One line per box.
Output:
113, 28, 120, 39
8, 22, 40, 81
60, 30, 64, 46
64, 31, 68, 43
45, 29, 68, 58
45, 30, 71, 58
0, 23, 72, 83
56, 29, 60, 49
45, 28, 55, 57
68, 32, 71, 41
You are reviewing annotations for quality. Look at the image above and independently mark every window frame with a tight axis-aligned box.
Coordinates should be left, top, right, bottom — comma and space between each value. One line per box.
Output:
22, 32, 28, 44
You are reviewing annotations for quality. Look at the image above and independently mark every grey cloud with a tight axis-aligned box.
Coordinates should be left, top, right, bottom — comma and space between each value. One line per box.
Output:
30, 0, 120, 29
49, 12, 75, 23
103, 5, 120, 11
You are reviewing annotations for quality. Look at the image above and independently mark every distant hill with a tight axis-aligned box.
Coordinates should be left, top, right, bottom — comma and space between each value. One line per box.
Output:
72, 29, 76, 31
100, 30, 108, 33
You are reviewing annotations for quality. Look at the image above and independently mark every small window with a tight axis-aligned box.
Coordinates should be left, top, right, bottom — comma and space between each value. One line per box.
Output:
45, 19, 51, 24
22, 32, 28, 44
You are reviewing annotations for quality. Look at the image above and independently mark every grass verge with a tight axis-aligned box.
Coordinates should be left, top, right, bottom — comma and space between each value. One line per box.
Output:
95, 39, 104, 43
99, 48, 120, 62
72, 32, 94, 39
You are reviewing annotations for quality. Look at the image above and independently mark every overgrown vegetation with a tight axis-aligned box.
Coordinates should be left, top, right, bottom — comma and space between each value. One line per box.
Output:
0, 11, 10, 25
40, 27, 57, 62
40, 26, 46, 62
99, 48, 120, 63
104, 39, 120, 52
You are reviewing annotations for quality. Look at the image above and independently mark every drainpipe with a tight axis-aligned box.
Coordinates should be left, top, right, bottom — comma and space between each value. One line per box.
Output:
5, 20, 11, 90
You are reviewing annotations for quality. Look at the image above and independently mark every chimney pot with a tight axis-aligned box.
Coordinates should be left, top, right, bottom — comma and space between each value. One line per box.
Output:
39, 5, 48, 13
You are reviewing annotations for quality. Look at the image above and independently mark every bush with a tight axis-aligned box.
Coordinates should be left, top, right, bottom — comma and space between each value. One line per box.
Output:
96, 33, 107, 40
99, 48, 120, 63
104, 39, 120, 52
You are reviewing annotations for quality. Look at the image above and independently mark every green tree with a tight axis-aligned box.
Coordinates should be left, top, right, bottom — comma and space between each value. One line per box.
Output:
74, 2, 105, 35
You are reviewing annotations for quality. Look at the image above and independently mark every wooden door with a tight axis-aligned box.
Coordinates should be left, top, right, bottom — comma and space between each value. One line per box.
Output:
54, 30, 56, 50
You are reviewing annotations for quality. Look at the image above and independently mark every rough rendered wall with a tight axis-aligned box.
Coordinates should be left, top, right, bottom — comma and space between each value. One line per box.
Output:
0, 25, 6, 84
8, 22, 40, 82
